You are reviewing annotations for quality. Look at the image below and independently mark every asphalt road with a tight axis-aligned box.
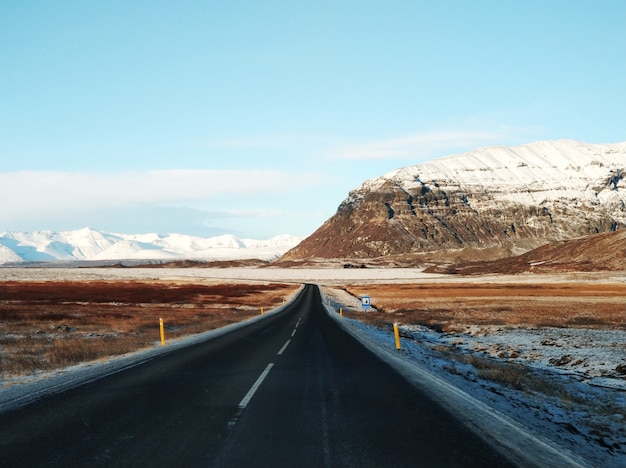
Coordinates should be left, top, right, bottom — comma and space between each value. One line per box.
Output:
1, 284, 514, 467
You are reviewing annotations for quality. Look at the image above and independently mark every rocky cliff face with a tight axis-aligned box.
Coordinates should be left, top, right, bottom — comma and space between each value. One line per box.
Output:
281, 140, 626, 262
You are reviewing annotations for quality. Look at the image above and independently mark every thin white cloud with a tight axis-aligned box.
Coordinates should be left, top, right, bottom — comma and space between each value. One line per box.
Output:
0, 169, 330, 221
328, 128, 535, 161
200, 208, 286, 219
205, 133, 342, 150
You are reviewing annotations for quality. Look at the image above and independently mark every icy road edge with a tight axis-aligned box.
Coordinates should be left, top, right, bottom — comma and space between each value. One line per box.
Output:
320, 290, 590, 468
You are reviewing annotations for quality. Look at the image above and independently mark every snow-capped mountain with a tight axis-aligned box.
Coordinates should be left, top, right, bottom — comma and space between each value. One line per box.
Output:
281, 140, 626, 261
0, 228, 304, 264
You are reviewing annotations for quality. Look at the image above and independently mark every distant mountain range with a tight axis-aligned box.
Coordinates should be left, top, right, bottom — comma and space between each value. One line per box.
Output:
281, 140, 626, 263
0, 228, 303, 264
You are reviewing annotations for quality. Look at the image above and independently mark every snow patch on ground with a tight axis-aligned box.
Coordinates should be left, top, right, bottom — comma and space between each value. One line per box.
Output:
445, 326, 626, 386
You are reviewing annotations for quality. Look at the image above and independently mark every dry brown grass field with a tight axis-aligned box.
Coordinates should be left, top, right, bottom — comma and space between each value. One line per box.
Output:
0, 280, 299, 378
2, 276, 624, 381
341, 282, 626, 332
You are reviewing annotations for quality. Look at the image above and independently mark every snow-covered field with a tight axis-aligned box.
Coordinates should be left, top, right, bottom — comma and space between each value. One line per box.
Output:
1, 266, 624, 466
0, 265, 444, 283
2, 265, 624, 284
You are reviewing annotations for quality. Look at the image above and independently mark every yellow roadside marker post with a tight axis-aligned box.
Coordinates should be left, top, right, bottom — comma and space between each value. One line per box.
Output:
393, 322, 401, 350
159, 318, 166, 346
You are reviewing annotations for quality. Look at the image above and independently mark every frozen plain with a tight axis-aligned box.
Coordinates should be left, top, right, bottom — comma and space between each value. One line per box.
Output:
1, 266, 624, 467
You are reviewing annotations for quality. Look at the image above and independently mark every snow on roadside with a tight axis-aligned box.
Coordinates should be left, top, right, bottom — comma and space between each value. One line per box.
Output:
322, 286, 626, 468
444, 326, 626, 387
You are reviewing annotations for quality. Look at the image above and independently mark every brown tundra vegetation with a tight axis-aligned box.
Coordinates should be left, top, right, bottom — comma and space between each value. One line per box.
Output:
341, 282, 626, 332
0, 280, 299, 379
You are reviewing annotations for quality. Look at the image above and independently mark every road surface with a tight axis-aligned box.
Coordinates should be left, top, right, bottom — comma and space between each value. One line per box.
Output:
1, 284, 513, 467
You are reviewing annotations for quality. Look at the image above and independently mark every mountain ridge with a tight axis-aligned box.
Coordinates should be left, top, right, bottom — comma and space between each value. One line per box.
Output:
280, 139, 626, 262
0, 228, 303, 264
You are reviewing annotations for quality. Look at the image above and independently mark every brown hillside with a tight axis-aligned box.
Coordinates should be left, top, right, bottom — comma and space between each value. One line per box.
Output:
428, 229, 626, 274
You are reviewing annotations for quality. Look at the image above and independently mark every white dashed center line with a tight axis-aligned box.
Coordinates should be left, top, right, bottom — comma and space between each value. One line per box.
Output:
238, 363, 274, 409
277, 339, 291, 355
230, 315, 305, 425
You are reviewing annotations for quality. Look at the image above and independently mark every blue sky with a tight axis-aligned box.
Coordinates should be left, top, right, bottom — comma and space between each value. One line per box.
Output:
1, 1, 625, 238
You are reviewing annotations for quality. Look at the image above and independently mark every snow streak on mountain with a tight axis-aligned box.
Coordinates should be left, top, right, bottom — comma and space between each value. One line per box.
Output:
0, 228, 303, 264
